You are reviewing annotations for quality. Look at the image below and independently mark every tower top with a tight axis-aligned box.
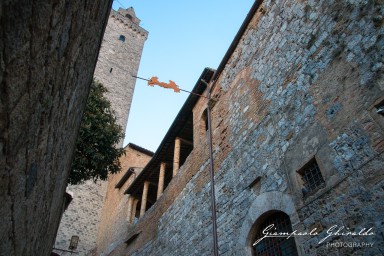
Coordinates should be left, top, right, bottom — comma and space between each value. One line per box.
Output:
110, 7, 148, 38
117, 7, 141, 25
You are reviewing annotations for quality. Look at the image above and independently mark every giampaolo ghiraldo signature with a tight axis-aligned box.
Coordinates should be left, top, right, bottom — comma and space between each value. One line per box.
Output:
253, 224, 375, 245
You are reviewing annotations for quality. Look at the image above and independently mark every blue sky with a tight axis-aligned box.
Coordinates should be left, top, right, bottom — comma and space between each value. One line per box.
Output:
112, 0, 255, 152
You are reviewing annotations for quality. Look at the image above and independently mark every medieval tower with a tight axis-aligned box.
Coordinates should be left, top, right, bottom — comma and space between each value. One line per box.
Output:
54, 7, 148, 255
93, 7, 148, 138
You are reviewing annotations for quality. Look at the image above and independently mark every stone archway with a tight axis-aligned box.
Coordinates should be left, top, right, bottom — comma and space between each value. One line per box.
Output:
238, 191, 300, 255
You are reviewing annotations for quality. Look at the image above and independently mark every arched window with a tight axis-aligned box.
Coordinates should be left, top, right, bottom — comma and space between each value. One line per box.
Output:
200, 109, 209, 137
118, 35, 125, 42
252, 211, 298, 256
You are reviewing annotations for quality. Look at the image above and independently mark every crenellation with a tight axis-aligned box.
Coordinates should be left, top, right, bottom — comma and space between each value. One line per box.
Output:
110, 9, 148, 39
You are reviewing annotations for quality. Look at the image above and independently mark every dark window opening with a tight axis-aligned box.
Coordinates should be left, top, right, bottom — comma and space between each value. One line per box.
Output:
63, 192, 73, 211
375, 100, 384, 116
119, 35, 126, 42
297, 158, 325, 197
164, 117, 194, 189
131, 199, 139, 224
200, 109, 209, 139
253, 212, 299, 256
179, 138, 193, 167
138, 182, 158, 214
125, 14, 133, 20
204, 112, 209, 131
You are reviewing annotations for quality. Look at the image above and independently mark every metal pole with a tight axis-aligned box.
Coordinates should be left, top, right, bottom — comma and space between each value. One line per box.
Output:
204, 81, 219, 256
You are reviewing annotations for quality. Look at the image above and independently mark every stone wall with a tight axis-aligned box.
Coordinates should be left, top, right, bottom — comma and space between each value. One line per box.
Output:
0, 1, 113, 255
54, 7, 148, 255
54, 181, 106, 255
107, 0, 384, 255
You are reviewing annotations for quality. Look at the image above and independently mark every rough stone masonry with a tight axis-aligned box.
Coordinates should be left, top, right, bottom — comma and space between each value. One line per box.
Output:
54, 7, 148, 255
103, 0, 384, 255
0, 1, 113, 255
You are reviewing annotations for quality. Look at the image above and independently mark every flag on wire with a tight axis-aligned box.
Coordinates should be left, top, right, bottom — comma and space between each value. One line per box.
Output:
147, 76, 180, 93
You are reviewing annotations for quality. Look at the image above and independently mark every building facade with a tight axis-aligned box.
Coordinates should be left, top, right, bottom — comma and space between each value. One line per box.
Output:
54, 7, 148, 255
96, 144, 154, 256
100, 0, 384, 255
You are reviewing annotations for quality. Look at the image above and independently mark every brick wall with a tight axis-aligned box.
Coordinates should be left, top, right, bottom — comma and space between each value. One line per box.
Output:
96, 145, 153, 256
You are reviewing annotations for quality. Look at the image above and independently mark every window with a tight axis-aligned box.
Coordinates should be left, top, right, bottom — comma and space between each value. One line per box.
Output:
375, 100, 384, 116
118, 35, 125, 42
369, 98, 384, 129
200, 109, 209, 138
297, 158, 325, 197
253, 212, 298, 256
125, 14, 133, 20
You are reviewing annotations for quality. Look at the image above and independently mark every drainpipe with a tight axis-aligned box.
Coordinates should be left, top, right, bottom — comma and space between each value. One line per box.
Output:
201, 79, 219, 256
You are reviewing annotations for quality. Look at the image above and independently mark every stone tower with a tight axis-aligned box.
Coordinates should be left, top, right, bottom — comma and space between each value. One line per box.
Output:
94, 7, 148, 140
54, 7, 148, 255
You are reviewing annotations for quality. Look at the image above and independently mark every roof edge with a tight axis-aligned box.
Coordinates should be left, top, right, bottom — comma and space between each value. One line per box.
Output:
126, 143, 154, 156
212, 0, 261, 83
148, 67, 215, 162
125, 67, 215, 195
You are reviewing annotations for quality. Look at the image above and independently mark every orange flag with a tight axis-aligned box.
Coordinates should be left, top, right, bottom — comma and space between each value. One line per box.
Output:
148, 76, 180, 93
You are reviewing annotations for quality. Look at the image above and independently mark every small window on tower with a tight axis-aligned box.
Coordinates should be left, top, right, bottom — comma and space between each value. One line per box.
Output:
125, 14, 133, 20
297, 158, 325, 198
119, 35, 126, 42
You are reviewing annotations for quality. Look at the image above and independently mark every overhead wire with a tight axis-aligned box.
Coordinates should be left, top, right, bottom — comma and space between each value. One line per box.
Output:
114, 0, 126, 9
